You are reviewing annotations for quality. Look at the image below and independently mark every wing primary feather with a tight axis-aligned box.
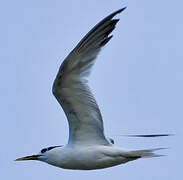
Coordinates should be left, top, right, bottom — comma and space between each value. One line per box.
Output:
76, 8, 126, 52
100, 35, 113, 47
116, 134, 174, 138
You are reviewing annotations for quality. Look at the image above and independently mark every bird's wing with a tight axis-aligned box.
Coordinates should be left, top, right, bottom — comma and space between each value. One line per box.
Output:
52, 8, 126, 145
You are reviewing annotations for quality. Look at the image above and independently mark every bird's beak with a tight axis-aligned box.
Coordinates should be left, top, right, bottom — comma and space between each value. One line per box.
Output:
14, 155, 41, 161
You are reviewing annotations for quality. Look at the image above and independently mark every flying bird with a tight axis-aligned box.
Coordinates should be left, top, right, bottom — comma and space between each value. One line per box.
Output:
15, 7, 169, 170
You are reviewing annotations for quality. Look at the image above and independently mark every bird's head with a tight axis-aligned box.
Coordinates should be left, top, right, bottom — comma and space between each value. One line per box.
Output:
15, 146, 62, 162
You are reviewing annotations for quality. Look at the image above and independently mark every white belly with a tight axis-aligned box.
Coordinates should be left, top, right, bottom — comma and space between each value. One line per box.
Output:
44, 145, 131, 170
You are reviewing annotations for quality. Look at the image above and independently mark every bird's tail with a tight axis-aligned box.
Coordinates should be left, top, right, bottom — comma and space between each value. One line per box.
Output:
125, 148, 166, 159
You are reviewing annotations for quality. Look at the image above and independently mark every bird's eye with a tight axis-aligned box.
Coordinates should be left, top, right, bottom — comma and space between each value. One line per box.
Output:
41, 148, 47, 153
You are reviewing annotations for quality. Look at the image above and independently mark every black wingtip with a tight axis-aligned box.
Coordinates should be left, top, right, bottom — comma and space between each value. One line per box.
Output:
105, 7, 127, 22
118, 7, 127, 13
112, 7, 127, 17
123, 134, 174, 138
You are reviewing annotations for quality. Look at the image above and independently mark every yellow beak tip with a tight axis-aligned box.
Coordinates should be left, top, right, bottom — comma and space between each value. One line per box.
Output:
14, 158, 23, 162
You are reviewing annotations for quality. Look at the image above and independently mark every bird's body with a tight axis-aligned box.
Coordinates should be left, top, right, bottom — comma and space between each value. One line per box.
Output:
15, 7, 168, 170
41, 145, 130, 170
38, 145, 159, 170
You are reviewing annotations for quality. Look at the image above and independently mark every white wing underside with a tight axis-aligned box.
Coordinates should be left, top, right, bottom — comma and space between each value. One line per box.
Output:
52, 8, 126, 145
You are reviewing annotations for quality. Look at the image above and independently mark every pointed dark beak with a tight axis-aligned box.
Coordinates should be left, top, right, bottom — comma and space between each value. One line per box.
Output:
14, 155, 41, 161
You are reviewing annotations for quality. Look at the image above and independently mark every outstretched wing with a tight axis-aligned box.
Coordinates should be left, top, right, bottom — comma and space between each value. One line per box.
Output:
52, 8, 126, 145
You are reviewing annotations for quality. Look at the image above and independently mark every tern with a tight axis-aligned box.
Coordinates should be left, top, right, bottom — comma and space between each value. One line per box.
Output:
15, 7, 169, 170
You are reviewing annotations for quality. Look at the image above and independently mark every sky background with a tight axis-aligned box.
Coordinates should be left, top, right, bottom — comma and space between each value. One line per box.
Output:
1, 0, 182, 179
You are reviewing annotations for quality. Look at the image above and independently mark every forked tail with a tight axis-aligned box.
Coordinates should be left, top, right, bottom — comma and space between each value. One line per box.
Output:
126, 148, 166, 159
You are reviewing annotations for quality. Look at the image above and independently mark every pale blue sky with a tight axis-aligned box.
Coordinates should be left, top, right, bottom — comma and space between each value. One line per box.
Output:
1, 0, 182, 179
